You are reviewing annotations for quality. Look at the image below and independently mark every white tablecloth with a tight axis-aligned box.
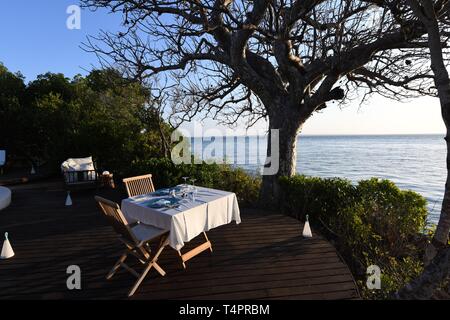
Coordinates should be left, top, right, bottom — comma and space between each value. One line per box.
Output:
121, 186, 241, 250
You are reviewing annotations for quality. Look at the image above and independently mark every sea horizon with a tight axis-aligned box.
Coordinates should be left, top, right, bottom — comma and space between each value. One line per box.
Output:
189, 132, 446, 138
191, 134, 446, 225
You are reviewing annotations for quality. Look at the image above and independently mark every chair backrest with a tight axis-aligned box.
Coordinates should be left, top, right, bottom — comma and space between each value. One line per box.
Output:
0, 150, 5, 166
123, 174, 155, 197
95, 196, 136, 244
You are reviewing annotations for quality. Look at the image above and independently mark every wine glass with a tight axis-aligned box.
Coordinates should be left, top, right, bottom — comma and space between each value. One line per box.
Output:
190, 178, 197, 202
181, 177, 190, 195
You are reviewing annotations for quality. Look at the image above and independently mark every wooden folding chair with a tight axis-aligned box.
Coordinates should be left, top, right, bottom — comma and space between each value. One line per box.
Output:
95, 196, 169, 297
123, 174, 155, 197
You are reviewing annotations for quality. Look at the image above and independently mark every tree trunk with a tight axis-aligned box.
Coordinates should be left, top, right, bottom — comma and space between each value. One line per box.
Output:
396, 0, 450, 299
430, 70, 450, 252
435, 144, 450, 245
395, 247, 450, 299
421, 9, 450, 263
157, 119, 171, 158
259, 108, 304, 205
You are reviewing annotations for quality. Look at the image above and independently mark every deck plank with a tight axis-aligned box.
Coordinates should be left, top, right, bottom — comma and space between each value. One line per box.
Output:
0, 180, 359, 300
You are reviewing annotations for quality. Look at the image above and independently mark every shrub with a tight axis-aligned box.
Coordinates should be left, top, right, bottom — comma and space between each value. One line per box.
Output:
127, 158, 261, 207
279, 175, 428, 299
355, 179, 427, 257
279, 175, 357, 221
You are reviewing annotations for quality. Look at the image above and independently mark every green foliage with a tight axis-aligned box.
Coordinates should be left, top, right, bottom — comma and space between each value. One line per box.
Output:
279, 175, 357, 221
279, 175, 428, 299
128, 158, 261, 207
1, 64, 258, 206
0, 64, 26, 156
0, 65, 171, 174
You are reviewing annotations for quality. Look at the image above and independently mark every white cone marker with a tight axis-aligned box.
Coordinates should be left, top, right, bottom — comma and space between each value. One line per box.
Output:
31, 165, 36, 175
302, 215, 312, 238
65, 191, 73, 206
1, 232, 15, 259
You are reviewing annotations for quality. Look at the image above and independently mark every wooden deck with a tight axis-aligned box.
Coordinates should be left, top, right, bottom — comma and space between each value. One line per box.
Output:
0, 180, 359, 300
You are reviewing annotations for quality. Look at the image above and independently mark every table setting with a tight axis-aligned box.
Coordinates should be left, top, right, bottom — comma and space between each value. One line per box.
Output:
121, 177, 241, 264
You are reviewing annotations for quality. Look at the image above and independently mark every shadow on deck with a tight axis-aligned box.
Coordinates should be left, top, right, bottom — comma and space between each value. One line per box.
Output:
0, 180, 359, 300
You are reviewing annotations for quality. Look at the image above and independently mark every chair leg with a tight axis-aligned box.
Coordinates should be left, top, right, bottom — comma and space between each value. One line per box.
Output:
127, 236, 169, 297
177, 250, 187, 269
203, 232, 213, 252
138, 245, 151, 260
176, 233, 212, 269
153, 262, 166, 276
128, 261, 155, 297
150, 237, 168, 276
107, 252, 128, 280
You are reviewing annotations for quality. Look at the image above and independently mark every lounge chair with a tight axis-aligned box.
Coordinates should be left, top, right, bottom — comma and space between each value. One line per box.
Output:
123, 174, 155, 198
95, 196, 169, 297
61, 156, 99, 191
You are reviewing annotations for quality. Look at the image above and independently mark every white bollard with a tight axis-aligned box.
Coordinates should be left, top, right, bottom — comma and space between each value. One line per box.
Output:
65, 191, 73, 206
302, 214, 313, 238
1, 232, 15, 259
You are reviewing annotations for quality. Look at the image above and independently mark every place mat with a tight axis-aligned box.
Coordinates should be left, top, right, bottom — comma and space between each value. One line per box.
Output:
145, 196, 180, 209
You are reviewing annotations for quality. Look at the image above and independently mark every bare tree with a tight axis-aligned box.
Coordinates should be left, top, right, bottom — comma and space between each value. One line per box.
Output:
140, 94, 173, 158
408, 0, 450, 260
392, 0, 450, 299
81, 0, 435, 201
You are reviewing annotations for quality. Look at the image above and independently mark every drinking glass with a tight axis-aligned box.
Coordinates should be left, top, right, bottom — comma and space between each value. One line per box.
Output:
190, 179, 197, 202
181, 176, 190, 196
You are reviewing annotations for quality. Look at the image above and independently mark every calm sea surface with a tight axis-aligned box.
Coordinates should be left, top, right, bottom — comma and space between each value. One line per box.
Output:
191, 134, 446, 224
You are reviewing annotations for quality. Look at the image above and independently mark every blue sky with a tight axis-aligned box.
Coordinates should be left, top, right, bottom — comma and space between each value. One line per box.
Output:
0, 1, 122, 80
0, 1, 445, 135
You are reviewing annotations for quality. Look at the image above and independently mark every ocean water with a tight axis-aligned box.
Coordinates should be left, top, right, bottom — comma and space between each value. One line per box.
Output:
191, 134, 446, 224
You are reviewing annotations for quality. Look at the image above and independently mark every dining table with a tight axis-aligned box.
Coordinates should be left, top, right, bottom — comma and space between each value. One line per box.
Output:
121, 185, 241, 268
